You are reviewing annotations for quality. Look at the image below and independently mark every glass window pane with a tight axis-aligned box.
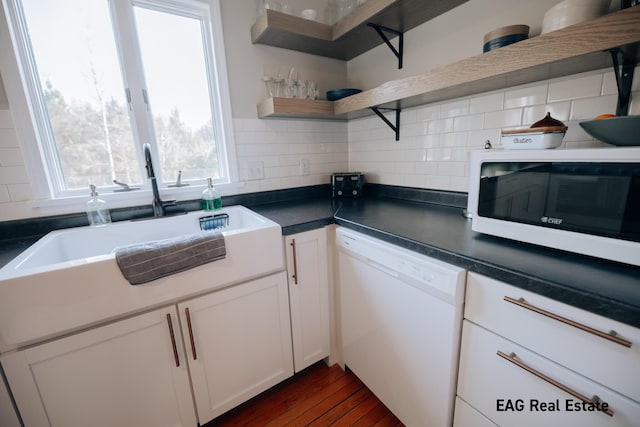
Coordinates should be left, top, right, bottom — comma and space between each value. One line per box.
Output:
134, 6, 221, 183
21, 0, 141, 191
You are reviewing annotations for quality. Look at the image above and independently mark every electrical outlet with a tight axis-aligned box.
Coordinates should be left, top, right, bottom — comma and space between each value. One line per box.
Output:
299, 158, 310, 176
246, 160, 264, 180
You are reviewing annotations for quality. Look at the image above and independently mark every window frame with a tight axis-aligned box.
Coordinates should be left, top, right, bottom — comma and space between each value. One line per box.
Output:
0, 0, 238, 203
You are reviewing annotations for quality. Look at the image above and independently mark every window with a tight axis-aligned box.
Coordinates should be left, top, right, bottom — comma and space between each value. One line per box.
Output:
2, 0, 236, 198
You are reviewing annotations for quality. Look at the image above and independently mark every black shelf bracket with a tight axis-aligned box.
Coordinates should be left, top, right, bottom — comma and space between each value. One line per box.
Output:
367, 23, 404, 69
609, 48, 635, 116
370, 106, 401, 141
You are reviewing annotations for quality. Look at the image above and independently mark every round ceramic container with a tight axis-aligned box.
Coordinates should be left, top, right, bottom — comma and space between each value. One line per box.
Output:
482, 25, 529, 52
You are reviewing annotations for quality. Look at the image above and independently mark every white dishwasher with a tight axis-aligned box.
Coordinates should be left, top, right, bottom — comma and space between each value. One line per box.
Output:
336, 227, 466, 427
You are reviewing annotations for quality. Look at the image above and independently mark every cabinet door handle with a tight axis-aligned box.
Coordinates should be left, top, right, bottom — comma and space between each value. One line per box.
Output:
290, 238, 298, 285
185, 307, 197, 360
166, 313, 180, 367
497, 350, 614, 417
504, 296, 632, 348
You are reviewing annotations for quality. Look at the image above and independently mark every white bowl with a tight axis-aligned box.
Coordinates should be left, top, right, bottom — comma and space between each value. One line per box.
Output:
541, 0, 611, 33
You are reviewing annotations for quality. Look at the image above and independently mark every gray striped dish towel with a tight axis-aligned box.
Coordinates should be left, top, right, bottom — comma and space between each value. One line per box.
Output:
115, 231, 226, 285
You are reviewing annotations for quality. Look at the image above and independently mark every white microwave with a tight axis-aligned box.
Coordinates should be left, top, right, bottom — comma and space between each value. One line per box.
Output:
467, 147, 640, 266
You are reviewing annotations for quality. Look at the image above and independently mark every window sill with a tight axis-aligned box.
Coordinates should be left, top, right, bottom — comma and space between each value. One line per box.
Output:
29, 182, 246, 211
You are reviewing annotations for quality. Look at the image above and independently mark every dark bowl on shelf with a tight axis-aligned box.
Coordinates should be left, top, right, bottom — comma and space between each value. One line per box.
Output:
579, 116, 640, 146
483, 33, 528, 52
326, 88, 362, 101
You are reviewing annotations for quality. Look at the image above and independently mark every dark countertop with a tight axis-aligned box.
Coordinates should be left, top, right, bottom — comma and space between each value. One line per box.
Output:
2, 185, 639, 328
253, 196, 640, 329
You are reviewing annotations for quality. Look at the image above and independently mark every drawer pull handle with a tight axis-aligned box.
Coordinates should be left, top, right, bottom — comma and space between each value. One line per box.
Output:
290, 239, 299, 285
504, 296, 632, 348
497, 351, 614, 417
166, 313, 180, 367
185, 307, 197, 360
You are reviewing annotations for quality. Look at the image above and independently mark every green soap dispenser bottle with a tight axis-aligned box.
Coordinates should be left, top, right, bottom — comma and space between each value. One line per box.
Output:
201, 177, 222, 211
86, 184, 112, 226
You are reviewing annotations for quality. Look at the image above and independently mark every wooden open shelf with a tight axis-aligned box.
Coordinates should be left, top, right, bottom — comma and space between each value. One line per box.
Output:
257, 97, 340, 120
334, 6, 640, 118
256, 7, 640, 121
251, 0, 468, 60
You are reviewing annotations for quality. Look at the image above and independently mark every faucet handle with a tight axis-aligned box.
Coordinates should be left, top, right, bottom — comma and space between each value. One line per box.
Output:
169, 170, 190, 188
113, 179, 140, 192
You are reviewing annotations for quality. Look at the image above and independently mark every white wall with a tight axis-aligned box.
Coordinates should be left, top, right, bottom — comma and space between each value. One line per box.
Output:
0, 0, 637, 221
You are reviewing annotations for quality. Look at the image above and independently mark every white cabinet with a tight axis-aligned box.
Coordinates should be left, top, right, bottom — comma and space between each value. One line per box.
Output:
458, 321, 640, 427
453, 397, 496, 427
285, 228, 331, 372
457, 272, 640, 426
178, 271, 293, 424
0, 371, 21, 427
1, 306, 196, 427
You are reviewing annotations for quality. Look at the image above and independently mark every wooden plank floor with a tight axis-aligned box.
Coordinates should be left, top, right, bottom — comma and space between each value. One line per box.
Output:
204, 362, 404, 426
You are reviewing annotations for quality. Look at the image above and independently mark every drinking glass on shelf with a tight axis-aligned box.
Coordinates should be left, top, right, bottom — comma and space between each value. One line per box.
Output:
307, 81, 318, 100
284, 79, 298, 98
298, 80, 309, 99
263, 76, 274, 98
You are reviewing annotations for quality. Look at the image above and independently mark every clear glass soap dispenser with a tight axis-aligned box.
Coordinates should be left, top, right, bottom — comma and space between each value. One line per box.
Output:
86, 184, 111, 226
201, 177, 222, 211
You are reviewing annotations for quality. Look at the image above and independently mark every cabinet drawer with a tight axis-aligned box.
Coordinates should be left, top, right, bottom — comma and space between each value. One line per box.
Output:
465, 272, 640, 402
458, 321, 640, 427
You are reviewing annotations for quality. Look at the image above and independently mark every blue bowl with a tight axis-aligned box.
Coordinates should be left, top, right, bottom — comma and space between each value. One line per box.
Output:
483, 33, 528, 52
326, 88, 362, 101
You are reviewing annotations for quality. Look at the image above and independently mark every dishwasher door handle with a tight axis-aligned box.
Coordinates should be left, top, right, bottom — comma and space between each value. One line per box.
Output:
366, 258, 400, 278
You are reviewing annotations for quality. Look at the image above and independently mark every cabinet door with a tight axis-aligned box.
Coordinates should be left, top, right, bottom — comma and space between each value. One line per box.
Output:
0, 371, 21, 427
1, 306, 196, 427
286, 228, 331, 372
178, 271, 293, 424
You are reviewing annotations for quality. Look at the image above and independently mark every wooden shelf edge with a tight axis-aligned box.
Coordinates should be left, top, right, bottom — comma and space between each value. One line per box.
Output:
257, 97, 346, 120
334, 7, 640, 116
251, 0, 469, 61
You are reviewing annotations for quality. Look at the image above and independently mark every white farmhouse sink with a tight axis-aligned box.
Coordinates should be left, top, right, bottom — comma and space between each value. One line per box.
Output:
0, 206, 284, 352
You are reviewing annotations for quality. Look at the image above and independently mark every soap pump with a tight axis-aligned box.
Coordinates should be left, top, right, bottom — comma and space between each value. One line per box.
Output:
201, 177, 222, 212
86, 184, 112, 226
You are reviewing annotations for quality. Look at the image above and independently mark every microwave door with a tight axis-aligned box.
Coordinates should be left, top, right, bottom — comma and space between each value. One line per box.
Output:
478, 168, 548, 224
545, 173, 630, 237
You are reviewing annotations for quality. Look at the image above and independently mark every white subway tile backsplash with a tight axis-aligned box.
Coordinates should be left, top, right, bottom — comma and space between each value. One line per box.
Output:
0, 110, 14, 129
484, 108, 522, 129
0, 185, 9, 202
441, 132, 468, 147
0, 148, 24, 166
470, 92, 504, 114
548, 73, 602, 103
347, 68, 615, 193
522, 102, 571, 126
441, 99, 469, 118
0, 129, 19, 148
453, 114, 483, 132
571, 94, 618, 120
0, 165, 29, 184
427, 118, 454, 134
415, 104, 441, 122
7, 183, 32, 202
504, 84, 547, 109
